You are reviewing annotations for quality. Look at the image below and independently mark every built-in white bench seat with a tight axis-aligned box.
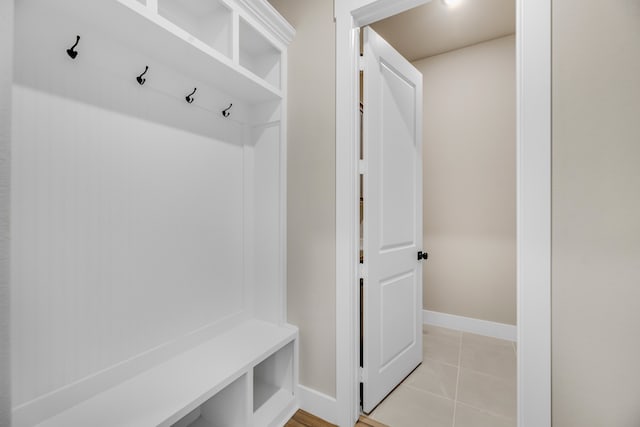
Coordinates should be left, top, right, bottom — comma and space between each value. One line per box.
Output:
35, 320, 298, 427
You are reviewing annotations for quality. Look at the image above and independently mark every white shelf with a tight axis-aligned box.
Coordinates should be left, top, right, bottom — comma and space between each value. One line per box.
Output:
158, 0, 233, 59
253, 388, 295, 427
254, 381, 281, 412
252, 341, 295, 426
45, 0, 282, 103
239, 17, 282, 89
35, 319, 297, 427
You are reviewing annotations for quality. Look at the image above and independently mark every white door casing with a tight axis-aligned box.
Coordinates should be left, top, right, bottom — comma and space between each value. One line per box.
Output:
361, 26, 423, 414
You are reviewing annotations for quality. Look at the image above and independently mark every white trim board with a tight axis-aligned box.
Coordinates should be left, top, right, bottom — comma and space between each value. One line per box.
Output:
0, 0, 13, 425
423, 310, 517, 342
297, 385, 339, 425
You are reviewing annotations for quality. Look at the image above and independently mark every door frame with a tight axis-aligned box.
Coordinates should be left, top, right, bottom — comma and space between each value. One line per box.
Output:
334, 1, 551, 426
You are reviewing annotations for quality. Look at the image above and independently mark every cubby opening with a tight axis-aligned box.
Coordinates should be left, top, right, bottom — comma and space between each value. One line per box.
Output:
239, 18, 281, 89
172, 374, 249, 427
158, 0, 232, 58
253, 342, 294, 424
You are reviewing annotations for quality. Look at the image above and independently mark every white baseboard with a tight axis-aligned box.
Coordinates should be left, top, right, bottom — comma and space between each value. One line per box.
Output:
297, 385, 338, 425
423, 310, 517, 342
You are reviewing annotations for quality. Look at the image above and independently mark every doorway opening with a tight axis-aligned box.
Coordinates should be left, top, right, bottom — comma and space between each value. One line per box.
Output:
358, 2, 517, 421
336, 1, 551, 426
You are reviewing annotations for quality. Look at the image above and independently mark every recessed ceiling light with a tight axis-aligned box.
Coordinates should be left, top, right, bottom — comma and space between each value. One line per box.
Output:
442, 0, 463, 7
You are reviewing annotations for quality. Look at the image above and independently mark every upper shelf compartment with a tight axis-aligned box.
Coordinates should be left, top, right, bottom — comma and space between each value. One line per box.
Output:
239, 17, 281, 90
158, 0, 233, 59
49, 0, 293, 104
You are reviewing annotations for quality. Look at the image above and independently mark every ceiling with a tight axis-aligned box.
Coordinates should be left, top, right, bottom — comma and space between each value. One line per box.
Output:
370, 0, 515, 62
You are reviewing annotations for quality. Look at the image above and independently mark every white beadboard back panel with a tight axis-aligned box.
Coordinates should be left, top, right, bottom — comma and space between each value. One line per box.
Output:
11, 1, 249, 407
11, 83, 245, 406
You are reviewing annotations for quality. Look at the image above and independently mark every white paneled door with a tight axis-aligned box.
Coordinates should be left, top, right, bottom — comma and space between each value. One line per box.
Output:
362, 26, 424, 414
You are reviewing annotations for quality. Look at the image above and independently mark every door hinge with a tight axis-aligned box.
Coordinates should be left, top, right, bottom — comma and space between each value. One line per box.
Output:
358, 159, 366, 174
359, 263, 366, 279
359, 55, 365, 71
359, 367, 368, 382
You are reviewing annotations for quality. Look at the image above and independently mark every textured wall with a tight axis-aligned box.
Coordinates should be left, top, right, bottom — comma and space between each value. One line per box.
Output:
268, 0, 337, 397
414, 35, 516, 325
552, 1, 640, 425
0, 0, 13, 424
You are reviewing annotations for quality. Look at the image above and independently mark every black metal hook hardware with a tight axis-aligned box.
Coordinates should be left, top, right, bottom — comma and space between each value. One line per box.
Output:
136, 66, 149, 85
66, 35, 80, 59
185, 88, 197, 104
222, 103, 233, 118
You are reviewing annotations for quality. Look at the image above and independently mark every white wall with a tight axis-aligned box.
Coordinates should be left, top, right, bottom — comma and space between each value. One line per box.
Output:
0, 0, 14, 425
267, 0, 337, 398
552, 0, 640, 425
413, 35, 516, 325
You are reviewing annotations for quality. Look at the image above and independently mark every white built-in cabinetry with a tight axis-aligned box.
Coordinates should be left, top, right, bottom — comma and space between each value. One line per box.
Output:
10, 0, 295, 426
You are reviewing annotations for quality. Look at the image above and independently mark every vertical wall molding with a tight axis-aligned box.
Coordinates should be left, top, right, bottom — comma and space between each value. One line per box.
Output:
0, 0, 14, 425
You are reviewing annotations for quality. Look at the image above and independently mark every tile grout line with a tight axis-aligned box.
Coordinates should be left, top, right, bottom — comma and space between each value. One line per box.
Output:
451, 331, 463, 427
403, 383, 454, 402
395, 379, 518, 423
454, 401, 518, 422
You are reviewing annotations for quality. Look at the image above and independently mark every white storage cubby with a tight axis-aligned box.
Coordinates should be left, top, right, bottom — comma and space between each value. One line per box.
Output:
10, 0, 296, 426
158, 0, 233, 59
239, 17, 282, 89
253, 342, 295, 426
172, 374, 249, 427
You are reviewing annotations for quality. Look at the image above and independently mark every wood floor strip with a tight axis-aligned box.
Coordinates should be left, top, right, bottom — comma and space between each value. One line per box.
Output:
285, 409, 337, 427
286, 410, 389, 427
357, 415, 389, 427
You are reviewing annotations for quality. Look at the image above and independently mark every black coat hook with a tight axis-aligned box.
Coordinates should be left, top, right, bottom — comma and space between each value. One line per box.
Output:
136, 66, 149, 85
66, 35, 80, 59
222, 103, 233, 118
185, 88, 197, 104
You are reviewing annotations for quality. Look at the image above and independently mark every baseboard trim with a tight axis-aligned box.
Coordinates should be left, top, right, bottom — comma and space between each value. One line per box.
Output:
423, 310, 517, 342
297, 385, 338, 425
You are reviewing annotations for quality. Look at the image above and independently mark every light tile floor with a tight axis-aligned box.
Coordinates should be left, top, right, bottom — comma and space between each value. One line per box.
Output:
369, 325, 517, 427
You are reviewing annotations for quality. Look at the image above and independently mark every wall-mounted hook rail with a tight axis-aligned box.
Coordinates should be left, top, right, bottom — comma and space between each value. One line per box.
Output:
66, 35, 80, 59
185, 88, 197, 104
136, 66, 149, 85
222, 103, 233, 118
